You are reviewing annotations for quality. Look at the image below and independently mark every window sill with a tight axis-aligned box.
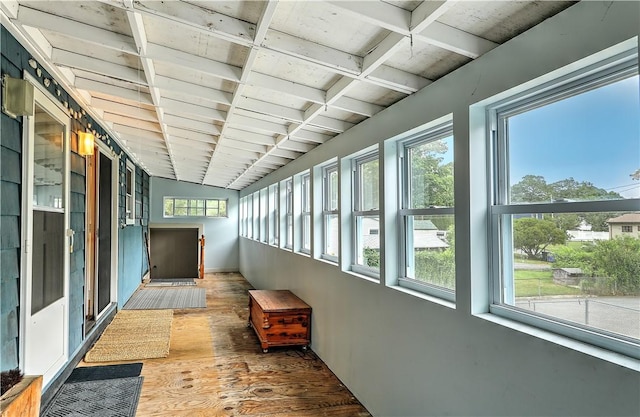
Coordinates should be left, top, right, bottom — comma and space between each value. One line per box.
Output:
345, 269, 380, 284
476, 312, 640, 372
389, 285, 456, 310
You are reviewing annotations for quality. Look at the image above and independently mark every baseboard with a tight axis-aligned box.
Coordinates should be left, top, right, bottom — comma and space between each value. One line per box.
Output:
40, 303, 117, 411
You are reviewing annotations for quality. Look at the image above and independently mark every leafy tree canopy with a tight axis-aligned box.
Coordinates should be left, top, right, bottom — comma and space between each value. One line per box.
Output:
513, 217, 567, 259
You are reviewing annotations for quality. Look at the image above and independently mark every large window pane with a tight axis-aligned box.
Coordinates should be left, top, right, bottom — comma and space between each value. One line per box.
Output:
405, 214, 455, 290
409, 136, 454, 209
500, 211, 639, 340
324, 213, 339, 258
506, 75, 639, 204
33, 105, 64, 209
359, 159, 379, 211
355, 215, 380, 270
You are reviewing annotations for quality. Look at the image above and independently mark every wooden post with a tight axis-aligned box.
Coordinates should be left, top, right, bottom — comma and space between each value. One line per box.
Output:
199, 234, 205, 279
0, 375, 42, 417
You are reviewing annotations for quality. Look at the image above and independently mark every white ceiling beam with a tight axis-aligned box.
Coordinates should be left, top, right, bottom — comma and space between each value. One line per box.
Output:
248, 72, 325, 104
17, 5, 137, 54
416, 22, 497, 59
52, 48, 145, 85
277, 140, 316, 153
270, 148, 301, 160
103, 113, 162, 132
362, 32, 408, 75
238, 97, 304, 124
332, 96, 383, 118
367, 66, 431, 94
169, 136, 216, 149
160, 97, 227, 122
91, 97, 158, 122
288, 129, 333, 144
114, 124, 165, 141
327, 1, 410, 34
165, 126, 217, 144
146, 43, 242, 83
410, 1, 457, 34
76, 77, 153, 105
227, 114, 288, 136
261, 154, 290, 166
164, 114, 221, 136
262, 29, 362, 75
222, 140, 268, 154
130, 0, 254, 46
225, 128, 276, 146
0, 0, 18, 19
155, 75, 232, 106
126, 7, 179, 180
309, 116, 354, 134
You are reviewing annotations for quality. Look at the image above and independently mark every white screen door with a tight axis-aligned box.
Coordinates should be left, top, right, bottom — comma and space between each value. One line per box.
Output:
21, 83, 70, 387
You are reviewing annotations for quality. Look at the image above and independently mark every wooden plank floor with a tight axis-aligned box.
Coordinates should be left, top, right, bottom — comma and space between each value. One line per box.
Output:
78, 272, 371, 416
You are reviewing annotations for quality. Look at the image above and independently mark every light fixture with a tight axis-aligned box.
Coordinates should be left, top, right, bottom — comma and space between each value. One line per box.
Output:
78, 131, 95, 156
2, 75, 34, 119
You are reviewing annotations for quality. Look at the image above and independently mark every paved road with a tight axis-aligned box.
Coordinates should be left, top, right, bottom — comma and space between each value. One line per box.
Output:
515, 296, 640, 339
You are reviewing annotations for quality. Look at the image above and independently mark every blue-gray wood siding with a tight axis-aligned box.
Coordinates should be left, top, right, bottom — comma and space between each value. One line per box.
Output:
1, 26, 150, 372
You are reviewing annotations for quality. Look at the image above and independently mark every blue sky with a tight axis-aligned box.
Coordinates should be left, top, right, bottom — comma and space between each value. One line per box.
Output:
509, 75, 640, 198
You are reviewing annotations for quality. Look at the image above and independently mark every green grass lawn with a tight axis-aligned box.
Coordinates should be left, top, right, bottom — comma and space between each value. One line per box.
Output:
515, 269, 583, 297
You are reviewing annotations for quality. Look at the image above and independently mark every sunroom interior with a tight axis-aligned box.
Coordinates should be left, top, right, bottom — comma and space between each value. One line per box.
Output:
1, 1, 639, 416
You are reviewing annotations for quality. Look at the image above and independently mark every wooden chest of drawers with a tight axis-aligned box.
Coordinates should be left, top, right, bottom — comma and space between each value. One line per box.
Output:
247, 290, 311, 353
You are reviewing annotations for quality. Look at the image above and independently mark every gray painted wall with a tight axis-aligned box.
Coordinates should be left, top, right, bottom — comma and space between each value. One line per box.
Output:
150, 177, 239, 272
239, 2, 640, 416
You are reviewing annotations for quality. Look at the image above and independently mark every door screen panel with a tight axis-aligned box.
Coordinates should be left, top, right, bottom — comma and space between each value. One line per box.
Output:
31, 103, 65, 315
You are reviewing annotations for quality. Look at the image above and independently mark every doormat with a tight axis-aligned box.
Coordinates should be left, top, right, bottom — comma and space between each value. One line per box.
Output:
42, 376, 143, 417
66, 363, 143, 383
84, 310, 172, 363
146, 278, 196, 287
123, 288, 206, 310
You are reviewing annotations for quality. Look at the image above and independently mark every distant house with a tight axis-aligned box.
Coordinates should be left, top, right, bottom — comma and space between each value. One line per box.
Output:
361, 218, 449, 251
607, 213, 640, 239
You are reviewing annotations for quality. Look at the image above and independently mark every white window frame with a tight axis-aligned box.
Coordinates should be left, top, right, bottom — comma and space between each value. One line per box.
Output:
252, 191, 260, 241
163, 197, 228, 218
268, 183, 279, 246
284, 178, 293, 249
352, 151, 380, 278
398, 123, 455, 302
246, 194, 253, 239
300, 172, 311, 254
322, 163, 339, 263
125, 160, 135, 225
259, 188, 268, 243
487, 49, 639, 359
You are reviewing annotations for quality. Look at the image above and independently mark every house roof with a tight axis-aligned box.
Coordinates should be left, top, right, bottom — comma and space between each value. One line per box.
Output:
2, 1, 575, 190
607, 213, 640, 224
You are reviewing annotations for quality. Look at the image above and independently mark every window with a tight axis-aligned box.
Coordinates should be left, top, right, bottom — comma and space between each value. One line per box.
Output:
621, 225, 632, 232
398, 124, 455, 301
253, 191, 260, 241
322, 164, 339, 262
247, 194, 253, 239
268, 183, 279, 245
301, 172, 311, 253
240, 197, 246, 236
260, 188, 268, 243
125, 161, 135, 225
489, 51, 639, 358
285, 178, 293, 249
353, 151, 380, 276
163, 197, 228, 218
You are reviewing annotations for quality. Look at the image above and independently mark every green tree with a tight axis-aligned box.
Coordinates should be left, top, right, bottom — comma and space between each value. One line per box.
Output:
548, 177, 621, 201
511, 175, 550, 203
410, 141, 454, 208
592, 236, 640, 295
513, 217, 567, 259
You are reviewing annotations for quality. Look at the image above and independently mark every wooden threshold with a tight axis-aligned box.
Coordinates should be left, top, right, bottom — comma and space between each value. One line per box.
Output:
76, 272, 371, 416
